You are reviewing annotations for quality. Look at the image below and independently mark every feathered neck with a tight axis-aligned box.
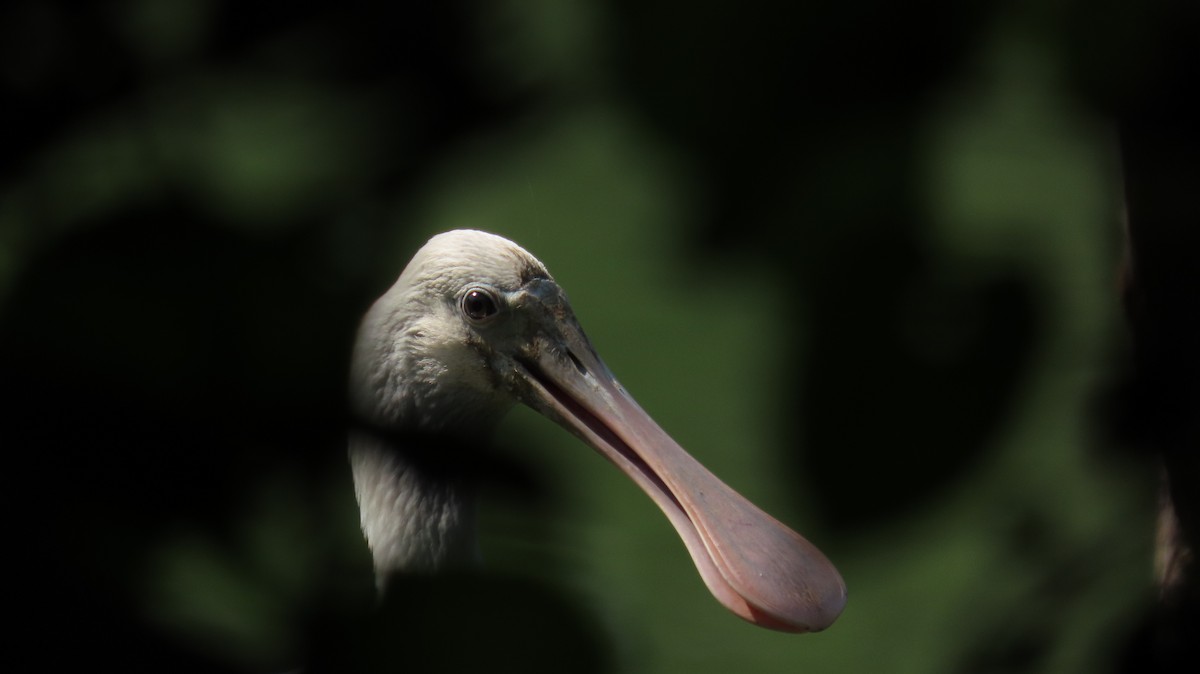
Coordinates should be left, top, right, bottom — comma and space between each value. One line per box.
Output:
347, 290, 510, 587
349, 429, 479, 586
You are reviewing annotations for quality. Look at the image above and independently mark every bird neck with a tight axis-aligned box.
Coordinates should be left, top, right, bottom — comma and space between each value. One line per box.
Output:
348, 303, 512, 586
350, 430, 480, 587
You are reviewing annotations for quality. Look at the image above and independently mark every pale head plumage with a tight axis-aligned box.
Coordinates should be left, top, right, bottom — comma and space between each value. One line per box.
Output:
351, 229, 554, 434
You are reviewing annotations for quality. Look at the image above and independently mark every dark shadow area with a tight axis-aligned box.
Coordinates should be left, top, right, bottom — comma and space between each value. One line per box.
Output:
0, 211, 363, 670
307, 573, 612, 674
797, 263, 1041, 527
1108, 1, 1200, 670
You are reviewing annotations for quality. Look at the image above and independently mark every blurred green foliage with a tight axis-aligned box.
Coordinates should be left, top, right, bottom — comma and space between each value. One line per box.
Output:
2, 1, 1181, 672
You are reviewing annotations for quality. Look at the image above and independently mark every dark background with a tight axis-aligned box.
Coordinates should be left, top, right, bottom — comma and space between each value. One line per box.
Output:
2, 1, 1195, 672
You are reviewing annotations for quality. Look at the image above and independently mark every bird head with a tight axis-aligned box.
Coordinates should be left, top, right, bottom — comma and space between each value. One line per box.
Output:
353, 229, 846, 633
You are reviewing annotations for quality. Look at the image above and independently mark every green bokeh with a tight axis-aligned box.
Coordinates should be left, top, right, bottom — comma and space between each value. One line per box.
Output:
2, 1, 1161, 672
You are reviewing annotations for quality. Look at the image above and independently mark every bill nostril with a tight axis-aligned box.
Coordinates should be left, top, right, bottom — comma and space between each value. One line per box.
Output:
566, 350, 588, 376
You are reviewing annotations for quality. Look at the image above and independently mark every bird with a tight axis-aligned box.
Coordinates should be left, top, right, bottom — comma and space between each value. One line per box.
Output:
347, 229, 846, 633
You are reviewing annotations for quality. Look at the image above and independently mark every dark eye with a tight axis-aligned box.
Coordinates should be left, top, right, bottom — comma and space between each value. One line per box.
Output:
461, 288, 499, 322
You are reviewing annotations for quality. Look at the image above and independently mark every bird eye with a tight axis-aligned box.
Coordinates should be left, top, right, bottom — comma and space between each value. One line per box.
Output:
461, 287, 500, 322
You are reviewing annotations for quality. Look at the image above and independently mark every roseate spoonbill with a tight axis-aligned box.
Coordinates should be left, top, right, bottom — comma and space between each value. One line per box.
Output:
348, 230, 845, 632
